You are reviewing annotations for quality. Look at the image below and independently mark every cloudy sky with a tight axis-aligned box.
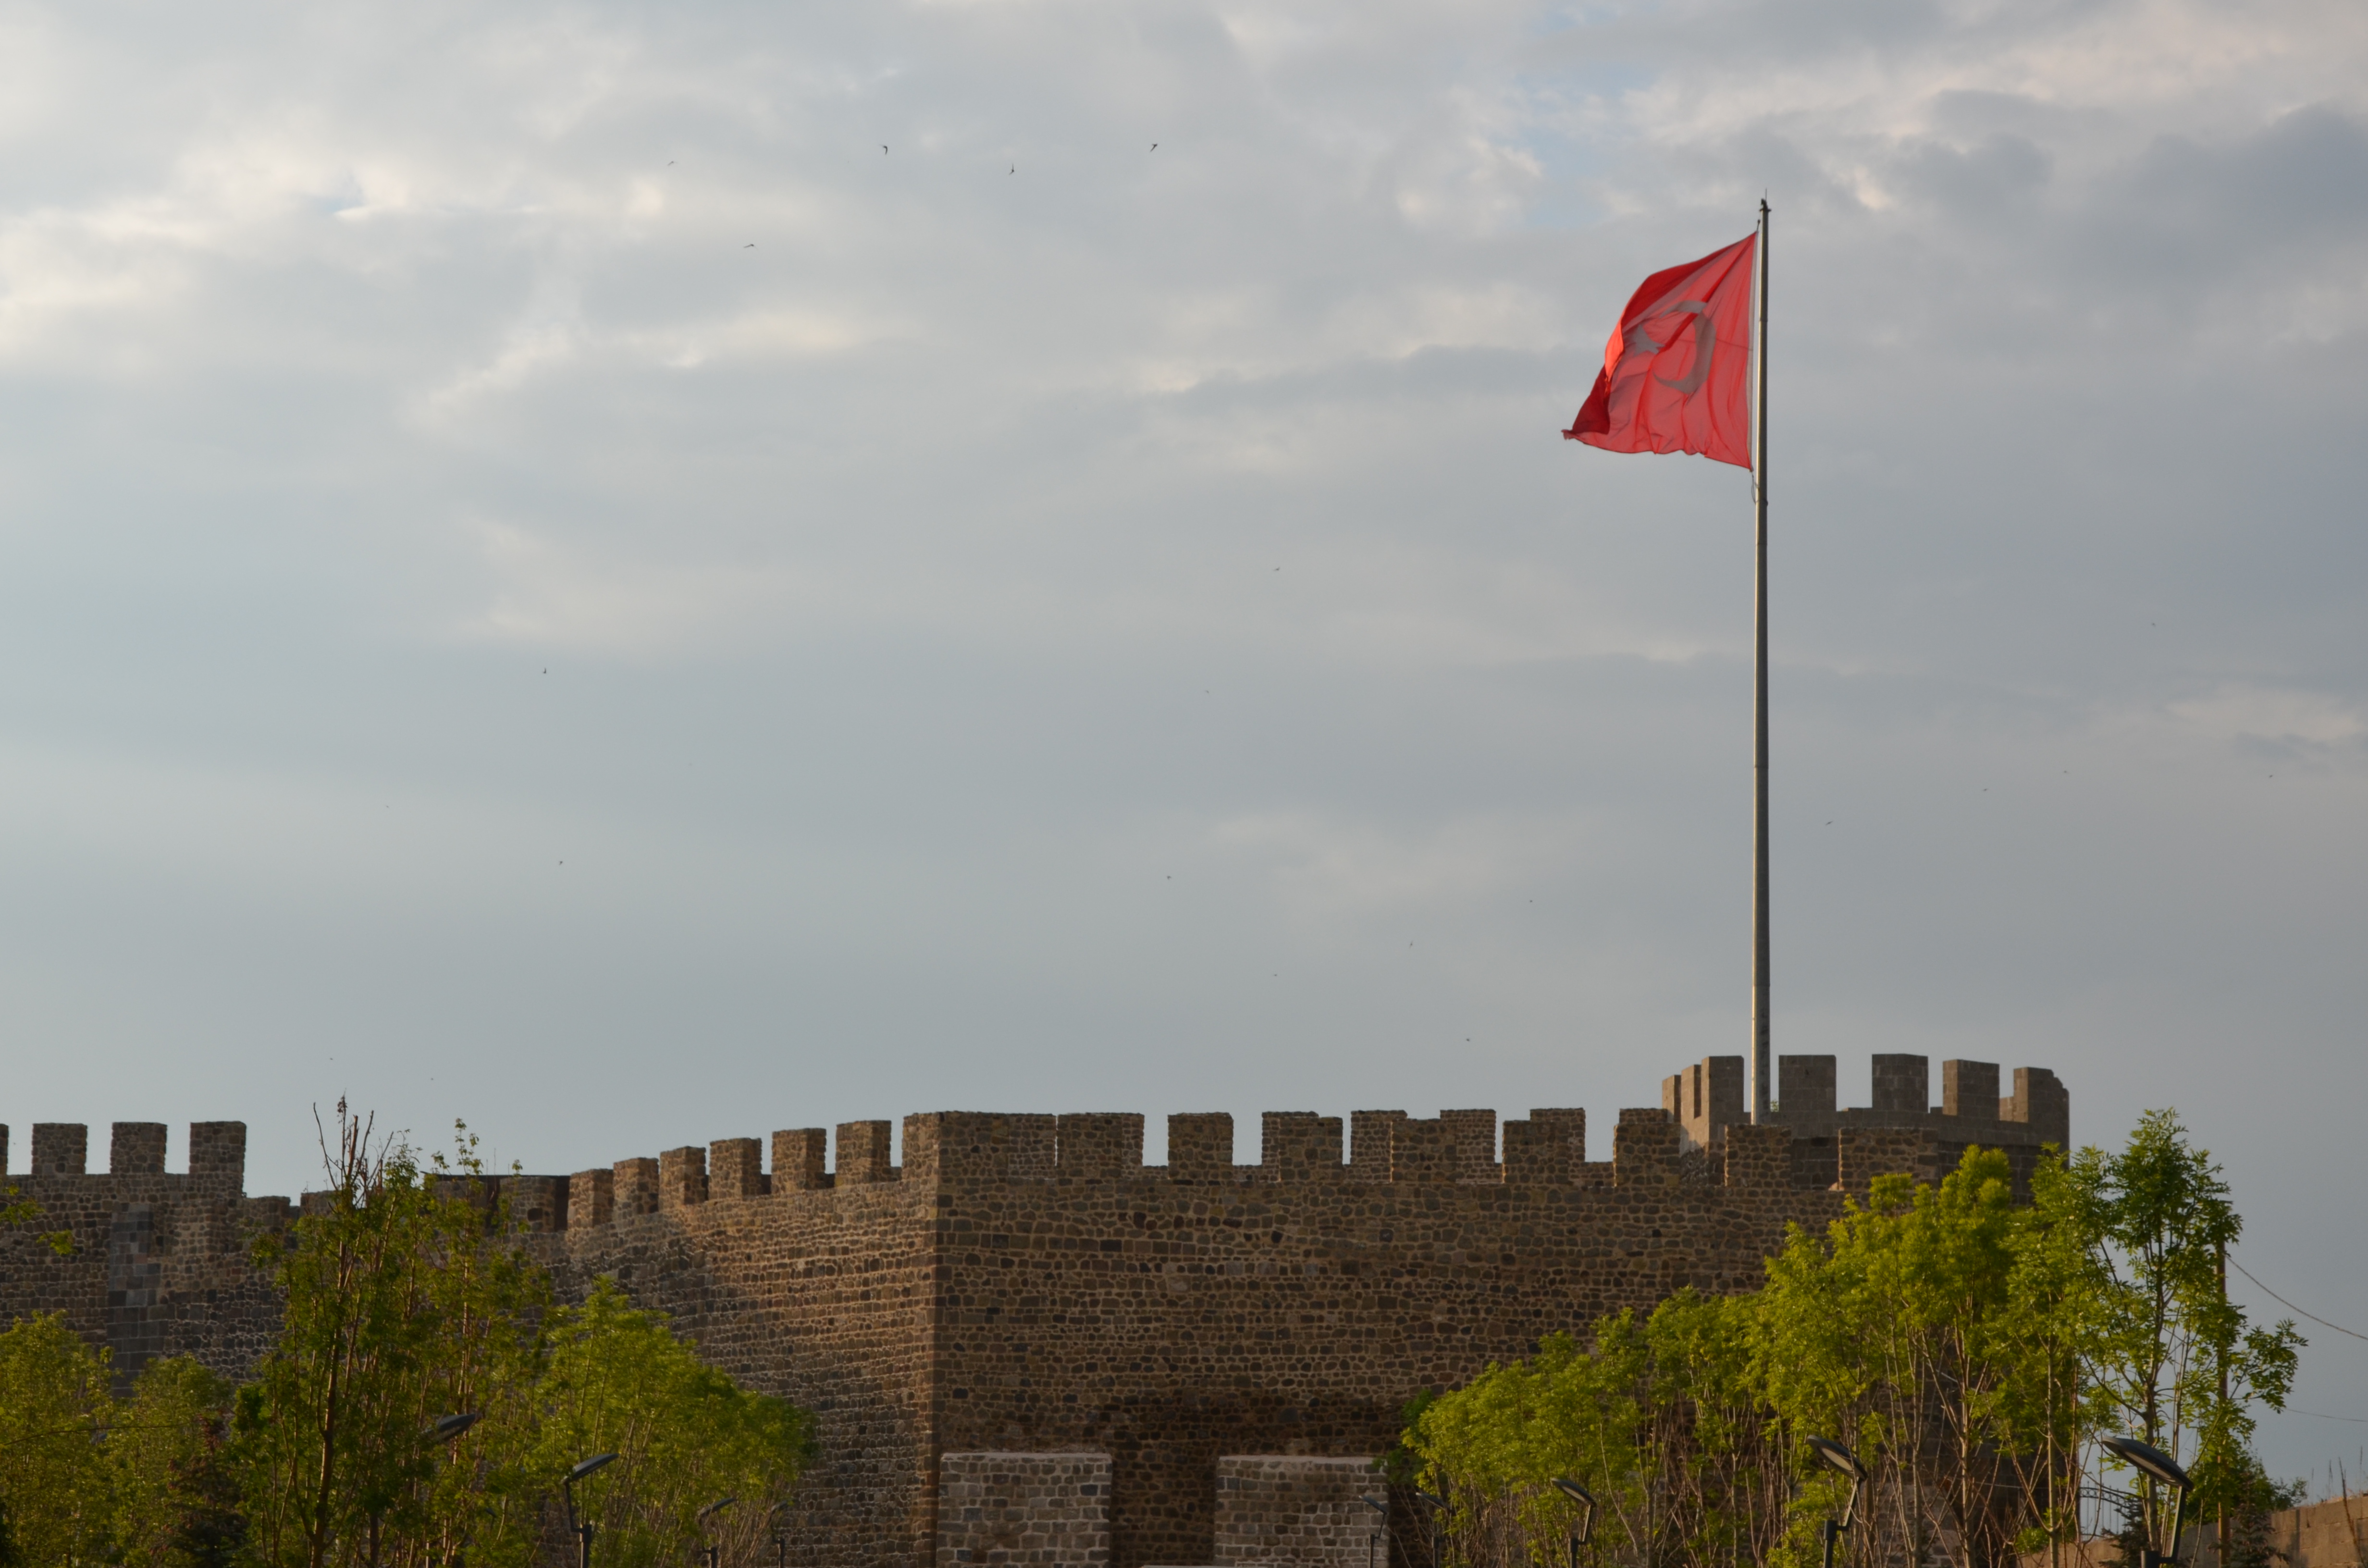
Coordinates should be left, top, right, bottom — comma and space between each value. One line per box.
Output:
3, 0, 2364, 1478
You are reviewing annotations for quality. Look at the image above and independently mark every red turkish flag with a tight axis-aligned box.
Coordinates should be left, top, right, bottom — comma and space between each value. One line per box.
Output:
1564, 234, 1755, 469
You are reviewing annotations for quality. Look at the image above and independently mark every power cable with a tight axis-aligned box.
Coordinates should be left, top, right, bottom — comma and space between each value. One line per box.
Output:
2228, 1256, 2368, 1344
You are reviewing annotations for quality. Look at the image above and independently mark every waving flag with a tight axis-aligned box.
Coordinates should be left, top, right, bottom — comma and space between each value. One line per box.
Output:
1564, 233, 1756, 469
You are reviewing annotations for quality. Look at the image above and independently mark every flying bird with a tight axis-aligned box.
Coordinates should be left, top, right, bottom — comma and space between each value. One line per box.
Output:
882, 145, 888, 153
745, 242, 755, 247
1151, 143, 1158, 150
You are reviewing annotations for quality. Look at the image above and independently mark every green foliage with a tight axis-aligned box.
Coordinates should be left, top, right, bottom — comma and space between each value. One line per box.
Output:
0, 1311, 115, 1565
1406, 1295, 1787, 1568
0, 1108, 815, 1567
234, 1109, 552, 1568
2072, 1112, 2302, 1550
110, 1356, 242, 1568
1409, 1115, 2304, 1568
503, 1277, 816, 1568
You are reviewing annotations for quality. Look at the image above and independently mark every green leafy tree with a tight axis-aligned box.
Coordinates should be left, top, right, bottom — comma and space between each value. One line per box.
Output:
500, 1278, 816, 1568
109, 1356, 242, 1567
234, 1107, 552, 1568
0, 1311, 115, 1565
1407, 1293, 1785, 1568
1757, 1149, 2038, 1568
2071, 1113, 2301, 1552
1406, 1124, 2299, 1568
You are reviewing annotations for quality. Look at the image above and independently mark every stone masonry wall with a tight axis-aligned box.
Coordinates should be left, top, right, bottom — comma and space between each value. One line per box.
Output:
2, 1059, 2070, 1568
0, 1122, 292, 1393
1214, 1456, 1384, 1568
937, 1453, 1113, 1568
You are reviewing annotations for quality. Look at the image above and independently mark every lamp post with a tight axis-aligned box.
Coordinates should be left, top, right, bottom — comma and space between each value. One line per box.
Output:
1416, 1491, 1447, 1568
2102, 1436, 2192, 1568
1359, 1494, 1389, 1568
1806, 1437, 1867, 1568
1550, 1479, 1596, 1568
564, 1452, 618, 1568
700, 1496, 740, 1568
767, 1501, 791, 1568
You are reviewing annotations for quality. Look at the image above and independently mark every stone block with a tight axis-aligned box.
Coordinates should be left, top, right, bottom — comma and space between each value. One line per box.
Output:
1260, 1113, 1343, 1183
1213, 1455, 1383, 1568
1613, 1108, 1680, 1186
614, 1157, 660, 1217
1669, 1057, 1744, 1151
1057, 1115, 1144, 1178
569, 1168, 615, 1227
659, 1145, 707, 1207
2004, 1068, 2071, 1149
111, 1122, 167, 1175
1165, 1113, 1235, 1184
32, 1123, 86, 1177
188, 1122, 246, 1189
1503, 1108, 1584, 1184
1870, 1054, 1929, 1114
838, 1120, 896, 1185
1721, 1123, 1790, 1190
711, 1138, 764, 1200
1778, 1055, 1837, 1116
1387, 1117, 1454, 1184
937, 1451, 1111, 1568
1347, 1112, 1404, 1182
1839, 1127, 1933, 1195
903, 1113, 1055, 1183
1942, 1061, 2000, 1121
774, 1128, 831, 1190
506, 1175, 568, 1232
1441, 1109, 1499, 1183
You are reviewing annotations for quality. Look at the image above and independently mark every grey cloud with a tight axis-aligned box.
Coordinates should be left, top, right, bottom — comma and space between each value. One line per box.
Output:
0, 0, 2362, 1480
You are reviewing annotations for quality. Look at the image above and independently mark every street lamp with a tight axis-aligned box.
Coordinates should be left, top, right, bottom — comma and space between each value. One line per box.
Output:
1805, 1437, 1867, 1568
2102, 1436, 2192, 1568
426, 1412, 482, 1443
767, 1501, 791, 1568
1550, 1479, 1596, 1568
701, 1496, 740, 1568
1416, 1491, 1447, 1568
1360, 1494, 1389, 1568
564, 1452, 618, 1568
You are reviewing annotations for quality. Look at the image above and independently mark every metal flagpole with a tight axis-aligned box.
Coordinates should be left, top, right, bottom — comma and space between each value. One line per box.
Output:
1750, 199, 1772, 1124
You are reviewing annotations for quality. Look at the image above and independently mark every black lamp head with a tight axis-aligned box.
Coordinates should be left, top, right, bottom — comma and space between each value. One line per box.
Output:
702, 1497, 740, 1523
567, 1452, 619, 1486
1417, 1491, 1446, 1511
2102, 1437, 2191, 1492
425, 1412, 481, 1443
1360, 1496, 1390, 1516
1806, 1437, 1867, 1483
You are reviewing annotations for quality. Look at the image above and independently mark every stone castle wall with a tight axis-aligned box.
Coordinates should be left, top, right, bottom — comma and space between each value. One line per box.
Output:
0, 1121, 293, 1393
0, 1057, 2069, 1568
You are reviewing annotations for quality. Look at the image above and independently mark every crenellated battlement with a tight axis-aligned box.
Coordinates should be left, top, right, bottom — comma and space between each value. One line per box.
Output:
520, 1057, 2067, 1237
3, 1120, 255, 1194
1661, 1054, 2066, 1155
3, 1059, 2072, 1568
